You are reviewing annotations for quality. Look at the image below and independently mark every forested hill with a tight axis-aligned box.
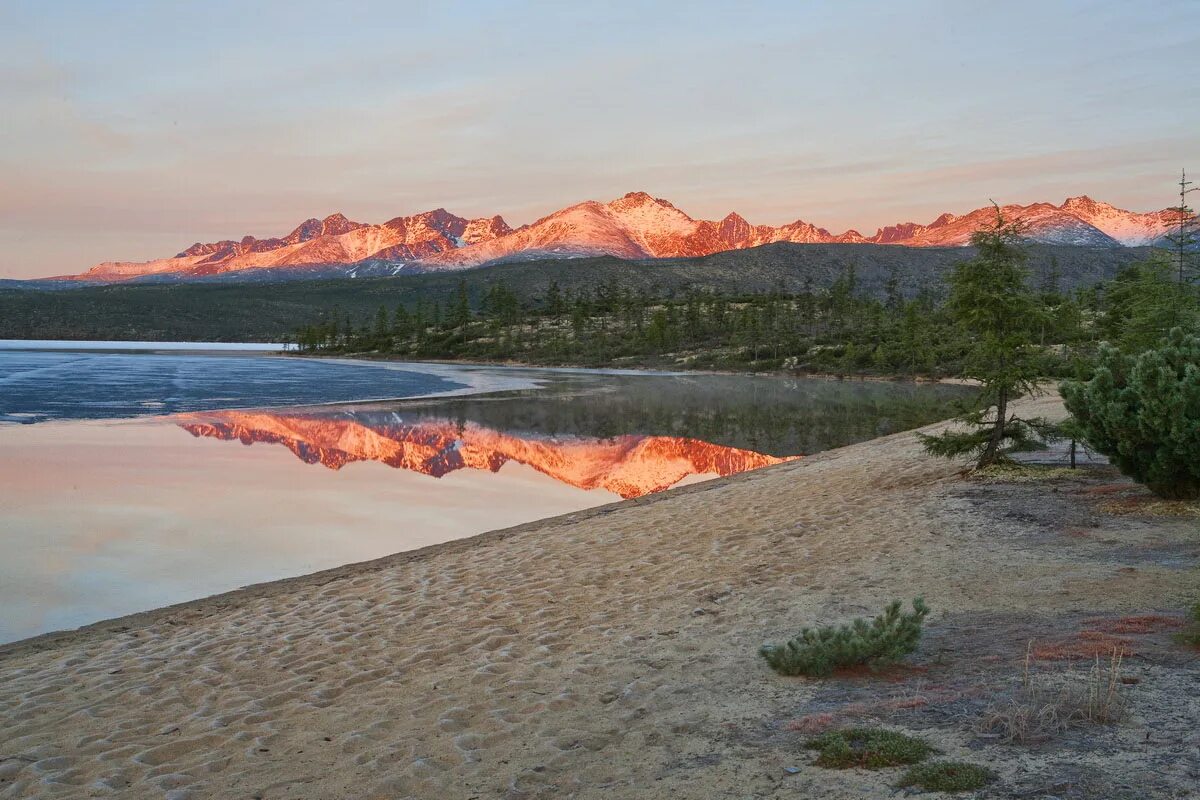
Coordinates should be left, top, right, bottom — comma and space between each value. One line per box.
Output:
0, 242, 1150, 342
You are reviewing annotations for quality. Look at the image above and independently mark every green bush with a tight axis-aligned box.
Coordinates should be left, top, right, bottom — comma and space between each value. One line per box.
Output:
1173, 602, 1200, 648
805, 727, 935, 769
760, 598, 930, 677
897, 761, 997, 792
1061, 328, 1200, 500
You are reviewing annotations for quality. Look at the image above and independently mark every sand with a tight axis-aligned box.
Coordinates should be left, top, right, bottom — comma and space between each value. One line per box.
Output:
2, 393, 1198, 799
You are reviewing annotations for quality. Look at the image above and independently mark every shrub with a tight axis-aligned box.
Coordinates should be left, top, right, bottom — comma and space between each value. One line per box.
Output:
805, 727, 934, 769
760, 598, 930, 677
978, 646, 1128, 744
897, 761, 997, 792
1173, 602, 1200, 648
1061, 328, 1200, 500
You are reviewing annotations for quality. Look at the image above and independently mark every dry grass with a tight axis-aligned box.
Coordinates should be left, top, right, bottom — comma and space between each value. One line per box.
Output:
973, 463, 1078, 483
1099, 496, 1200, 517
978, 644, 1129, 744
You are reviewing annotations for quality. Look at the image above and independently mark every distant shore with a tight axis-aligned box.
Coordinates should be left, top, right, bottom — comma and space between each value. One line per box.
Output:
2, 392, 1197, 799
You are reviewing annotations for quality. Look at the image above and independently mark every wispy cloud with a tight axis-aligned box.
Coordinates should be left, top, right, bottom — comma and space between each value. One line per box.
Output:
1, 0, 1197, 277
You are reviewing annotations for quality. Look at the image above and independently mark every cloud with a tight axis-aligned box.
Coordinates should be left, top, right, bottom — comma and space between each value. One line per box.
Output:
1, 1, 1197, 277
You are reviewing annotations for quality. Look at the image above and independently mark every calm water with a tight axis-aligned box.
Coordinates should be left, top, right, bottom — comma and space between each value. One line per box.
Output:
0, 346, 969, 643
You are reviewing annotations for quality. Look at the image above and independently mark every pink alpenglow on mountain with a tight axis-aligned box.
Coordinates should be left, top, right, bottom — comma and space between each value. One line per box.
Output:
177, 410, 796, 499
67, 193, 1182, 282
76, 210, 513, 281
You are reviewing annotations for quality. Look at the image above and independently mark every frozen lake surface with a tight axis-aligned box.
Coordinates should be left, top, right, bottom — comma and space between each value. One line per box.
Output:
0, 350, 483, 423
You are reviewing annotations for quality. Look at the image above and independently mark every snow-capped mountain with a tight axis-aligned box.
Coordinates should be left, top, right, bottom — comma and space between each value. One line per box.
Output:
64, 192, 1181, 282
422, 192, 861, 268
75, 210, 513, 281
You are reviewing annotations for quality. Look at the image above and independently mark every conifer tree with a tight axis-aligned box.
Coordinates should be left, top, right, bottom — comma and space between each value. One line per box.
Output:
760, 598, 930, 677
1062, 328, 1200, 500
1164, 169, 1198, 318
919, 207, 1052, 467
452, 279, 471, 328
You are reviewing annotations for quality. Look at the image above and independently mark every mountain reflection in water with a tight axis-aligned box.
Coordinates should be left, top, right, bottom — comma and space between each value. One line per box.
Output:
176, 372, 971, 499
179, 410, 794, 498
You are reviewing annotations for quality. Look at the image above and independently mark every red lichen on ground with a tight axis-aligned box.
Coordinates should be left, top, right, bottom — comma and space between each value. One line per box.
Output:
1031, 630, 1136, 660
784, 713, 836, 734
1063, 527, 1093, 538
1084, 615, 1184, 634
838, 686, 980, 719
830, 663, 930, 682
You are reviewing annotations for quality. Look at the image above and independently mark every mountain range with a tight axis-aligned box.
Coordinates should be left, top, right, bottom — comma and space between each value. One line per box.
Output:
68, 192, 1181, 283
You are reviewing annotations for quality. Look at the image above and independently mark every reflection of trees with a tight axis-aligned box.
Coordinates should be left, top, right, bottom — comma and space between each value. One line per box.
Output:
361, 375, 970, 457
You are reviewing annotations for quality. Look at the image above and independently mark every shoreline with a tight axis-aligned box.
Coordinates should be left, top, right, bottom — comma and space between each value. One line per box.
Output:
296, 350, 954, 384
3, 391, 1197, 799
0, 377, 967, 656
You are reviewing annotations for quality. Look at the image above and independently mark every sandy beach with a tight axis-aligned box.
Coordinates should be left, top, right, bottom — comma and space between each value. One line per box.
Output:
2, 393, 1198, 799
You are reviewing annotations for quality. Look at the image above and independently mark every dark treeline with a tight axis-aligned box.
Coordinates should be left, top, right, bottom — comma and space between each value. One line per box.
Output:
293, 257, 1143, 377
0, 243, 1146, 343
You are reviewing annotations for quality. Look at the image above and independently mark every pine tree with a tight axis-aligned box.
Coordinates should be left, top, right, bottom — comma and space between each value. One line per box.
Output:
452, 280, 471, 328
392, 304, 410, 337
919, 208, 1052, 467
544, 280, 564, 316
1061, 327, 1200, 500
1103, 256, 1188, 352
760, 598, 930, 677
373, 304, 390, 340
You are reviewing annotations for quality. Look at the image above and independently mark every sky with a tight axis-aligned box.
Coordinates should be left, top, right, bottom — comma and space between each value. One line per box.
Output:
1, 0, 1197, 278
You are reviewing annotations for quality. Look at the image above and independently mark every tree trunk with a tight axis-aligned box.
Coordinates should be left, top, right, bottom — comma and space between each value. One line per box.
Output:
979, 386, 1008, 467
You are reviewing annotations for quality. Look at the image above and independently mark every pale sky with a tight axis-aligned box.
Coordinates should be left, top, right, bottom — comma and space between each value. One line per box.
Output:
1, 0, 1196, 278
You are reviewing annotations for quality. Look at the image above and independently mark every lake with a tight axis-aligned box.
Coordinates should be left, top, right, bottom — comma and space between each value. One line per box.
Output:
0, 344, 969, 643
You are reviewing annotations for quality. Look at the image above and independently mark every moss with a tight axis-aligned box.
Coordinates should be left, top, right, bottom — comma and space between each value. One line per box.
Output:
804, 727, 935, 769
897, 761, 997, 792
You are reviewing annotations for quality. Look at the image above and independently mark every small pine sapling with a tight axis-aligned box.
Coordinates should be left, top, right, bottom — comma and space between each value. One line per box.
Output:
760, 598, 930, 677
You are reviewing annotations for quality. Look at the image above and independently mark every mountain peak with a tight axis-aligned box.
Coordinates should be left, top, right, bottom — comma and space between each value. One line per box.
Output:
607, 191, 680, 212
1061, 195, 1105, 210
320, 213, 363, 235
621, 190, 657, 203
